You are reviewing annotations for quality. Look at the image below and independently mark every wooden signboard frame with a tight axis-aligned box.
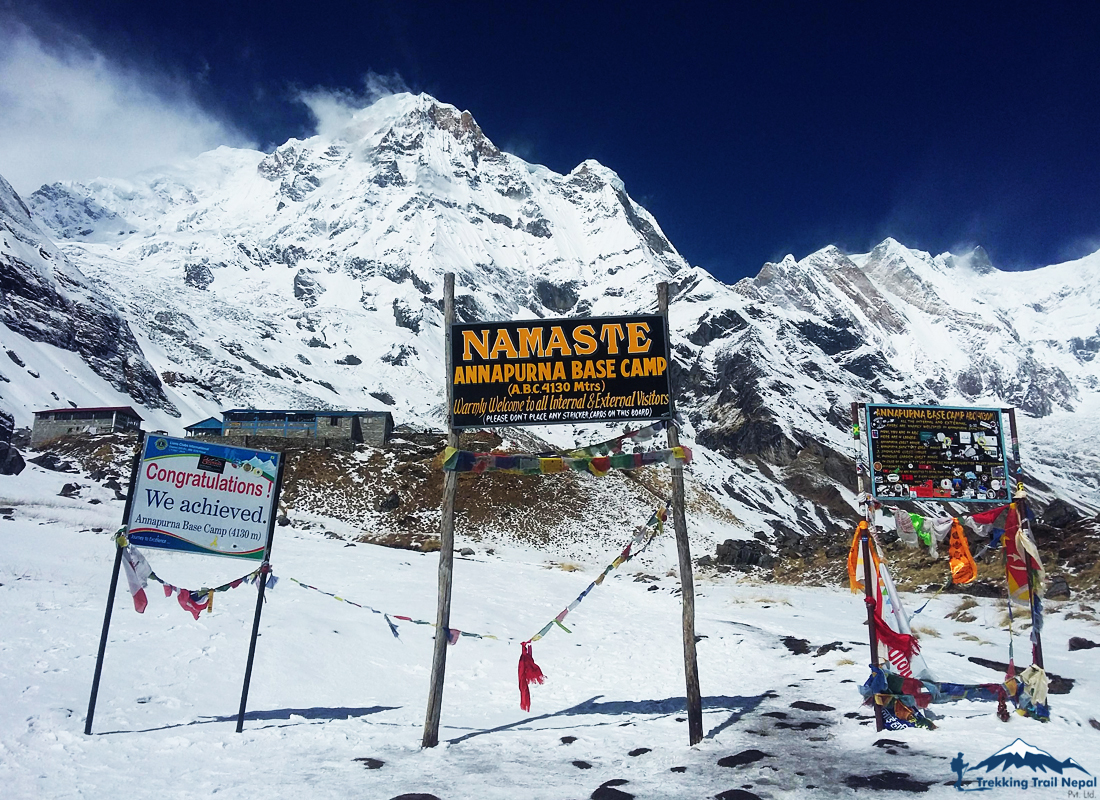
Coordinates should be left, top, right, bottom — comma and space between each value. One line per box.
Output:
422, 274, 702, 747
850, 401, 1042, 732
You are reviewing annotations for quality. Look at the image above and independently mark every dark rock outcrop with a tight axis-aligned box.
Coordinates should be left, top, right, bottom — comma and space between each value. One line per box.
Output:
2, 174, 175, 414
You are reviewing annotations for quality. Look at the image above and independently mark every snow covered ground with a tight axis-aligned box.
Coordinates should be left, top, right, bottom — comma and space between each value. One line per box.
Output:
2, 463, 1098, 799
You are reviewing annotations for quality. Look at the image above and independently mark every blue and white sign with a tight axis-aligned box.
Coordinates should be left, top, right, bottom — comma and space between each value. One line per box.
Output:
127, 436, 280, 559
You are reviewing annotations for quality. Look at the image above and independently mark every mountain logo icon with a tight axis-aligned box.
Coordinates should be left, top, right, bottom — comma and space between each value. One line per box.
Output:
952, 739, 1092, 792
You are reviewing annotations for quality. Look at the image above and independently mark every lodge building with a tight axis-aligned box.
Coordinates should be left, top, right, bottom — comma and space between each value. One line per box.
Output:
31, 406, 143, 447
186, 409, 393, 448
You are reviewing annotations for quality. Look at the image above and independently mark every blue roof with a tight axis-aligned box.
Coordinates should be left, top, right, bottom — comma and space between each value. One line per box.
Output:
184, 416, 224, 430
223, 409, 390, 419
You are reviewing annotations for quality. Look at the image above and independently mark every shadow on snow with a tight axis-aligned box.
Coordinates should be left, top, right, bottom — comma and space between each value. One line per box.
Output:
96, 705, 400, 734
447, 693, 768, 744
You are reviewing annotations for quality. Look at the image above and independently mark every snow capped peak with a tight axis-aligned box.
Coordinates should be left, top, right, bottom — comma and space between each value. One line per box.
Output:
569, 160, 625, 192
313, 92, 501, 162
7, 90, 1100, 530
994, 738, 1052, 758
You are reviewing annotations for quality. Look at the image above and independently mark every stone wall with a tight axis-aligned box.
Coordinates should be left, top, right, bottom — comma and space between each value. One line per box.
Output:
360, 414, 392, 447
193, 434, 359, 453
31, 412, 140, 447
222, 415, 357, 441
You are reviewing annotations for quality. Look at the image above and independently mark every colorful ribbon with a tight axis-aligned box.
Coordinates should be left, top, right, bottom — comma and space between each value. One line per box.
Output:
116, 531, 271, 620
527, 506, 667, 643
860, 665, 1010, 728
516, 505, 668, 712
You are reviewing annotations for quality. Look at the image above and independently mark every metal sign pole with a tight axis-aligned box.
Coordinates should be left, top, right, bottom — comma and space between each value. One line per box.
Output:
657, 282, 703, 746
423, 272, 459, 748
1019, 499, 1045, 669
1003, 408, 1044, 668
235, 455, 287, 733
84, 433, 146, 735
850, 403, 885, 732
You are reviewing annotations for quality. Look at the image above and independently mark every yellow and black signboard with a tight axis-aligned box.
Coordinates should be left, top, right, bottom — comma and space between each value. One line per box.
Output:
866, 404, 1011, 503
450, 314, 673, 429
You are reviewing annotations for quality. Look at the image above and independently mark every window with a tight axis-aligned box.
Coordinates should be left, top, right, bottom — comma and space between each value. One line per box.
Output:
329, 416, 340, 426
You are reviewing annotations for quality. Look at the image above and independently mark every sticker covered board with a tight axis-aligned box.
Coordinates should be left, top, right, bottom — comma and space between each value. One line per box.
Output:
866, 404, 1010, 504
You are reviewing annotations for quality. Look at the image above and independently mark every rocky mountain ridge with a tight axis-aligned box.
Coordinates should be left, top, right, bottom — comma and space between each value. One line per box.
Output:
1, 92, 1098, 563
0, 173, 174, 415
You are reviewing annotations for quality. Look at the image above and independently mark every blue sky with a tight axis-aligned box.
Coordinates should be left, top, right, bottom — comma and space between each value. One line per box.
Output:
2, 1, 1098, 282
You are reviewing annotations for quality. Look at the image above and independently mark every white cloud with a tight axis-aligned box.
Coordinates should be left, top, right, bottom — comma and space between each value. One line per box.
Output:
0, 22, 254, 196
297, 71, 410, 138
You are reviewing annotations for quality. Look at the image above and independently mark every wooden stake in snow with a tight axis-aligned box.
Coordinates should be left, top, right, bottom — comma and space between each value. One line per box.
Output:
423, 272, 458, 748
658, 281, 703, 746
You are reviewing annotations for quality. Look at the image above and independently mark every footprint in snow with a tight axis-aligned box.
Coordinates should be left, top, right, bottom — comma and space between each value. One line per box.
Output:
843, 772, 935, 792
717, 750, 769, 768
591, 779, 633, 799
789, 700, 835, 712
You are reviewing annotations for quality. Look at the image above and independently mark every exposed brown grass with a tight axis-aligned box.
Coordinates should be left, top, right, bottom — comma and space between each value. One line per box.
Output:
911, 624, 941, 638
946, 598, 978, 622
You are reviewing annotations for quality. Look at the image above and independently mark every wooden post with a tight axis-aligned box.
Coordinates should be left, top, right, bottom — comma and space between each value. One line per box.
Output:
861, 524, 886, 732
85, 433, 145, 735
423, 272, 459, 748
235, 455, 286, 732
657, 282, 703, 746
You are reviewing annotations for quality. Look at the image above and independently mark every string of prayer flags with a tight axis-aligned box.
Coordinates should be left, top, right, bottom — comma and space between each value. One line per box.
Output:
441, 446, 691, 475
287, 577, 501, 643
947, 519, 977, 585
529, 506, 667, 644
115, 531, 272, 620
518, 505, 668, 711
860, 665, 1010, 728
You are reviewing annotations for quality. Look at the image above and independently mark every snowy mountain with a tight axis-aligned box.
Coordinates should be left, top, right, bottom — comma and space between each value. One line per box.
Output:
0, 173, 175, 417
970, 737, 1091, 774
2, 91, 1099, 558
